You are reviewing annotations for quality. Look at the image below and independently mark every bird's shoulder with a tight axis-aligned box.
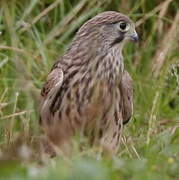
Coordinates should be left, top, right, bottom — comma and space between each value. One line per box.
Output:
41, 59, 65, 97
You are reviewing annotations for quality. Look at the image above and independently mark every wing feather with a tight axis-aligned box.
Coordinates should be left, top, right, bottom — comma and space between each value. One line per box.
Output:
40, 66, 63, 125
120, 71, 133, 124
41, 67, 63, 97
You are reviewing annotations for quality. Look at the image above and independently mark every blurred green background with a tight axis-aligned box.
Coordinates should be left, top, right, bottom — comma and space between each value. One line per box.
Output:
0, 0, 178, 179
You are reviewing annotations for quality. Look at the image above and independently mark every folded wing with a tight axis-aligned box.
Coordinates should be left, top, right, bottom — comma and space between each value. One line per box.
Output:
120, 71, 133, 124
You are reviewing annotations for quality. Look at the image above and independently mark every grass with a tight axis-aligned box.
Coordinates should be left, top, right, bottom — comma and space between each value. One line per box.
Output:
0, 0, 179, 179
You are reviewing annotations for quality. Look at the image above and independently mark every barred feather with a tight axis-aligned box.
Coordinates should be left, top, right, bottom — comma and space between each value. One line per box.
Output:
40, 11, 135, 152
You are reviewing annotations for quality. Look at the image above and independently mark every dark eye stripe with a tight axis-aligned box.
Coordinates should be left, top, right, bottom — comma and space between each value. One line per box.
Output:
110, 34, 124, 46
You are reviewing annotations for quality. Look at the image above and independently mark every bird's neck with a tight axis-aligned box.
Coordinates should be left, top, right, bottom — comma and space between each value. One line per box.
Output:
93, 46, 124, 84
67, 35, 124, 84
84, 41, 124, 84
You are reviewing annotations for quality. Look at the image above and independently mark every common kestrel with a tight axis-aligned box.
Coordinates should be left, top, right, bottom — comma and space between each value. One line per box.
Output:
40, 11, 138, 153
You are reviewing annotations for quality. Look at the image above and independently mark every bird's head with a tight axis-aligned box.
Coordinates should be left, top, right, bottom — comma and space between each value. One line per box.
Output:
77, 11, 138, 50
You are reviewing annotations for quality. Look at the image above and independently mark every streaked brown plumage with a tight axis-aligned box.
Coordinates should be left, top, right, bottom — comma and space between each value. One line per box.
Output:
40, 11, 138, 152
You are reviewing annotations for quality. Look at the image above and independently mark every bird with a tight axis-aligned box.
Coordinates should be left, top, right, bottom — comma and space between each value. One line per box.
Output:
40, 11, 138, 153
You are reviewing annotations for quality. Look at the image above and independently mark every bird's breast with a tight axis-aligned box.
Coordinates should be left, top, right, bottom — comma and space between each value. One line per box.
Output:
64, 77, 119, 125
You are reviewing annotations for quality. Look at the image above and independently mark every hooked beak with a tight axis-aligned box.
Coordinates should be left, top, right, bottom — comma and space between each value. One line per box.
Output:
125, 30, 139, 43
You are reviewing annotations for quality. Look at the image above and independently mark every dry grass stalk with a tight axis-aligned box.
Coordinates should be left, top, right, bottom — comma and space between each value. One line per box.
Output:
20, 0, 63, 33
136, 0, 174, 27
0, 103, 9, 110
43, 0, 88, 45
157, 0, 173, 36
131, 145, 140, 159
171, 124, 179, 135
147, 91, 160, 145
0, 45, 28, 54
152, 12, 179, 77
121, 136, 133, 158
0, 110, 29, 120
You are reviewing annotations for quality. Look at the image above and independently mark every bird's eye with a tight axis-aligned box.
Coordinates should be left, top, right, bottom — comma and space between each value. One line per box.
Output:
118, 21, 129, 32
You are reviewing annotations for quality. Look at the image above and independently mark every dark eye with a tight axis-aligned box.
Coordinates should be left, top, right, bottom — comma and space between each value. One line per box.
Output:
118, 21, 129, 32
120, 22, 126, 29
